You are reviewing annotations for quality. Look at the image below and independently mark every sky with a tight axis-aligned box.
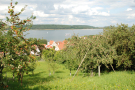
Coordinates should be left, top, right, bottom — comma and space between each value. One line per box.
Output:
0, 0, 135, 27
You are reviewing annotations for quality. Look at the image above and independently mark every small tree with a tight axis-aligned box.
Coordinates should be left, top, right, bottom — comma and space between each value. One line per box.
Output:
88, 35, 117, 76
0, 0, 36, 87
42, 49, 56, 75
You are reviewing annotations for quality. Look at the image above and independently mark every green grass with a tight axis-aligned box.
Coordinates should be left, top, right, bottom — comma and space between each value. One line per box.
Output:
2, 61, 135, 90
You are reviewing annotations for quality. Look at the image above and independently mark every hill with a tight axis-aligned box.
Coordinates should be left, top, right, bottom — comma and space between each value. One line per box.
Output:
30, 24, 102, 29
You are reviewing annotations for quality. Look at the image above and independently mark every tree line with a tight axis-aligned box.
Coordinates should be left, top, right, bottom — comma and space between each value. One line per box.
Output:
30, 24, 102, 29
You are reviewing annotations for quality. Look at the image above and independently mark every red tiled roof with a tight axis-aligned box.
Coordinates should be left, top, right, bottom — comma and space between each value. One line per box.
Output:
46, 45, 53, 48
55, 41, 60, 44
49, 40, 54, 45
57, 40, 67, 50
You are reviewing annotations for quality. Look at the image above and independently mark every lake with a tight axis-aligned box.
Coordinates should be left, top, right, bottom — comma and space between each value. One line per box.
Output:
23, 29, 103, 42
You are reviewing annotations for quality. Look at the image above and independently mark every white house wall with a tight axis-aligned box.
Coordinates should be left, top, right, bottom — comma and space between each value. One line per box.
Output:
36, 48, 40, 52
53, 42, 60, 51
47, 42, 50, 45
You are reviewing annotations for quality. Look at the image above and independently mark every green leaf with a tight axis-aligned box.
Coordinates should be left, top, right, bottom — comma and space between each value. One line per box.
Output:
15, 2, 18, 5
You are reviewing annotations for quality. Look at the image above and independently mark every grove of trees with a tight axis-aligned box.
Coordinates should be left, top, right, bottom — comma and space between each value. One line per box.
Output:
41, 24, 135, 78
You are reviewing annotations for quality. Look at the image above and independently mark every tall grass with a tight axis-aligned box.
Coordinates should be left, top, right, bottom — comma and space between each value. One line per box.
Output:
2, 61, 135, 90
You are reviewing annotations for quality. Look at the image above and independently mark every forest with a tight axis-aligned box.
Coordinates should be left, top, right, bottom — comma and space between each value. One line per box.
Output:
30, 24, 102, 29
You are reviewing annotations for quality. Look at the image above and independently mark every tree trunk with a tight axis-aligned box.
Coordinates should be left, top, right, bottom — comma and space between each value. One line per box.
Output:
0, 64, 4, 83
49, 70, 51, 76
98, 65, 100, 77
77, 69, 79, 76
70, 69, 71, 76
87, 70, 89, 76
13, 72, 15, 82
21, 72, 24, 86
90, 69, 93, 77
110, 64, 115, 72
53, 68, 55, 74
18, 74, 20, 82
72, 48, 89, 81
4, 52, 6, 57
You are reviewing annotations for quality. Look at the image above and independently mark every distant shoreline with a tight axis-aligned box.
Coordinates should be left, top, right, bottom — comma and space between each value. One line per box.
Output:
4, 28, 103, 31
30, 28, 103, 30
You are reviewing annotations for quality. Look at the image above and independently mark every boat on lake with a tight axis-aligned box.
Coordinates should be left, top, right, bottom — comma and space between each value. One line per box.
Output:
65, 33, 71, 36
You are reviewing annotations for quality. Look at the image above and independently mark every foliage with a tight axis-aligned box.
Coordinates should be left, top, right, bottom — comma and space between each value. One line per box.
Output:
53, 51, 63, 63
27, 38, 47, 45
57, 24, 135, 77
30, 24, 101, 29
0, 0, 36, 88
103, 24, 135, 69
42, 49, 57, 75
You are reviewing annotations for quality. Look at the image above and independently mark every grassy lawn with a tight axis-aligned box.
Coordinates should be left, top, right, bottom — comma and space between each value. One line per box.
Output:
2, 61, 135, 90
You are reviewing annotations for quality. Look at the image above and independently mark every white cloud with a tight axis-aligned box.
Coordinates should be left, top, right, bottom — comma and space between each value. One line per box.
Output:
0, 5, 8, 14
72, 5, 90, 14
33, 11, 49, 17
100, 12, 110, 16
68, 15, 73, 19
111, 20, 117, 24
86, 8, 110, 16
27, 5, 37, 11
126, 8, 132, 11
0, 15, 5, 19
0, 0, 135, 27
127, 14, 135, 19
58, 4, 76, 9
54, 5, 59, 10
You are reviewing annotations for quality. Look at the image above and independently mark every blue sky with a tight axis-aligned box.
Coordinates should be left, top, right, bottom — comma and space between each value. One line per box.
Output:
0, 0, 135, 27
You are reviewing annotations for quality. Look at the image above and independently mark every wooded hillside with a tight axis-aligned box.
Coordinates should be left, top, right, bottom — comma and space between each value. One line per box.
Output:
30, 24, 102, 29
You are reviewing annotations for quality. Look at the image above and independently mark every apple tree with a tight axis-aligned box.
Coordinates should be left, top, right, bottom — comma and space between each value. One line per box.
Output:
0, 0, 36, 87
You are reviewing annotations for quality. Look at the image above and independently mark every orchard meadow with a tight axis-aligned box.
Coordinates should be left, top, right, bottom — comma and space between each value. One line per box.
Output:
0, 0, 135, 90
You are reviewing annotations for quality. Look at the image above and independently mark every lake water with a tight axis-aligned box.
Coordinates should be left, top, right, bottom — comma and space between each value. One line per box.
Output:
23, 29, 103, 42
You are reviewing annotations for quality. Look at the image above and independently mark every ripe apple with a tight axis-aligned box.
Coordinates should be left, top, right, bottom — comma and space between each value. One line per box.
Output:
12, 67, 14, 70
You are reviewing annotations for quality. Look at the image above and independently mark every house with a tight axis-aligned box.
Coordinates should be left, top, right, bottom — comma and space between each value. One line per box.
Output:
46, 40, 59, 51
45, 40, 67, 51
56, 40, 67, 50
30, 45, 40, 56
45, 45, 53, 49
